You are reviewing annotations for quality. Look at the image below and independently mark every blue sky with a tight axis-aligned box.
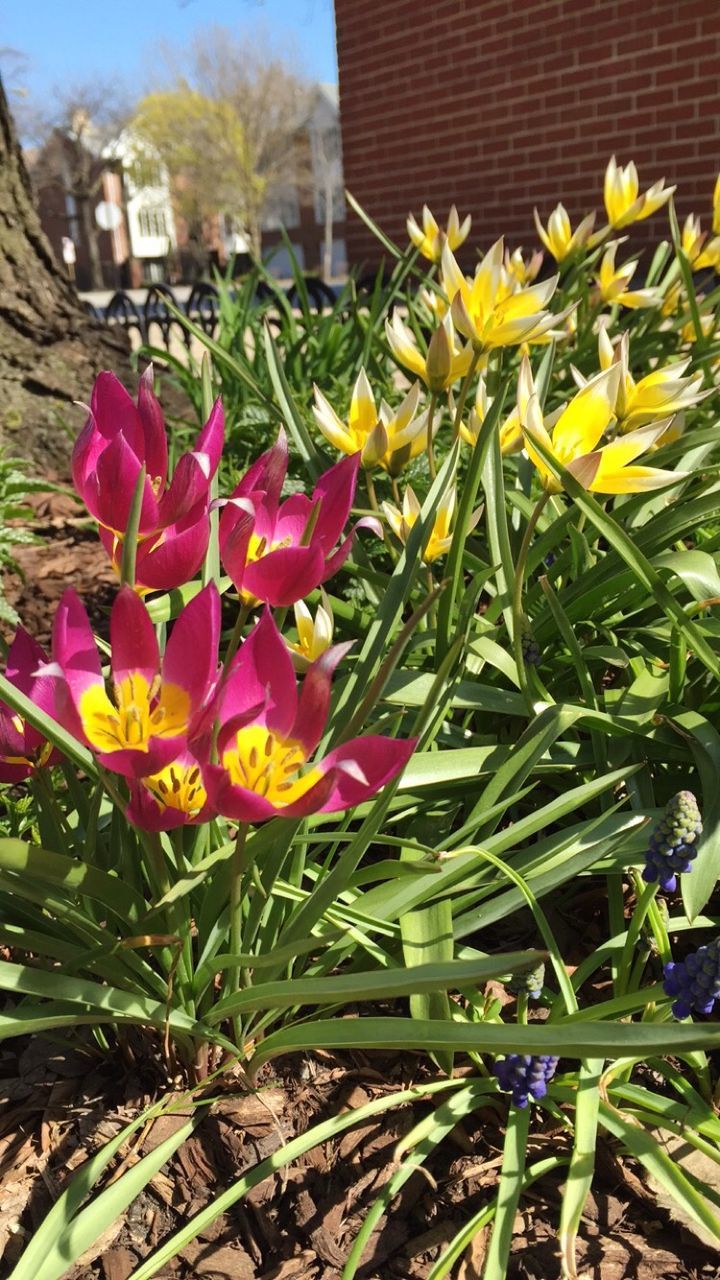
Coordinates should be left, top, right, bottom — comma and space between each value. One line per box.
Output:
1, 0, 338, 103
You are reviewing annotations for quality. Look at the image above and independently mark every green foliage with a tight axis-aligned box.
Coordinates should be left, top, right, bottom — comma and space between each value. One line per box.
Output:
5, 177, 720, 1278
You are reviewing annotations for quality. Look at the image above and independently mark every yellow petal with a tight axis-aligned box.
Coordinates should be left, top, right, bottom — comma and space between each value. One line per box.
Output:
551, 366, 619, 461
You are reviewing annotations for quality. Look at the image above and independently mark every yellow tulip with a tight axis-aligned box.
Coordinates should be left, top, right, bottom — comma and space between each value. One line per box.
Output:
713, 174, 720, 235
504, 245, 544, 285
385, 311, 473, 393
681, 214, 720, 271
419, 286, 449, 321
382, 483, 480, 563
596, 243, 661, 309
519, 356, 682, 495
312, 371, 432, 476
597, 329, 706, 431
603, 156, 675, 229
407, 204, 471, 264
533, 204, 596, 262
288, 593, 334, 671
460, 371, 526, 456
442, 238, 561, 351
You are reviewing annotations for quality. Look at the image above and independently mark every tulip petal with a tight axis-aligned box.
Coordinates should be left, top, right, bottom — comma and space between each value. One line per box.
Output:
135, 508, 210, 592
291, 641, 353, 756
242, 544, 327, 608
137, 366, 168, 492
311, 453, 360, 553
110, 587, 159, 687
162, 581, 220, 715
96, 736, 186, 780
273, 492, 315, 545
52, 589, 103, 708
95, 431, 159, 536
223, 609, 298, 737
157, 450, 212, 528
236, 429, 288, 516
192, 397, 225, 479
315, 735, 417, 812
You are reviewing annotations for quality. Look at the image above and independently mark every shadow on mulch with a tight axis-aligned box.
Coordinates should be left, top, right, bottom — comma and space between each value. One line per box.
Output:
0, 1027, 718, 1280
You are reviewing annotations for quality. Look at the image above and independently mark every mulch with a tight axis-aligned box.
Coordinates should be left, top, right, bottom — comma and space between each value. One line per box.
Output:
2, 487, 720, 1279
1, 1030, 718, 1280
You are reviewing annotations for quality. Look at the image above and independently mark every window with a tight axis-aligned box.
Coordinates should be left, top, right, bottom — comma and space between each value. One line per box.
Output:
137, 206, 167, 238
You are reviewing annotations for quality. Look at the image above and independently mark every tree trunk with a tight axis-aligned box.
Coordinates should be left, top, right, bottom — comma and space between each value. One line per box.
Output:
0, 74, 130, 469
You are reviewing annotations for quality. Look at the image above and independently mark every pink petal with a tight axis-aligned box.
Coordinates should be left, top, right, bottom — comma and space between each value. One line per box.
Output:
96, 735, 185, 780
222, 610, 298, 737
320, 515, 382, 584
91, 371, 146, 453
192, 397, 225, 479
94, 431, 159, 535
6, 628, 48, 698
291, 642, 352, 756
52, 589, 104, 710
110, 587, 159, 686
242, 544, 326, 607
273, 492, 314, 545
137, 366, 168, 492
314, 735, 417, 812
235, 429, 288, 518
311, 453, 360, 553
157, 452, 212, 528
202, 763, 279, 822
0, 761, 33, 784
134, 510, 210, 592
0, 705, 26, 759
162, 582, 220, 715
218, 500, 256, 591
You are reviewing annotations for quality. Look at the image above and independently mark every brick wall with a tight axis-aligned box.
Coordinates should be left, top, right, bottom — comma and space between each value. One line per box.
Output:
335, 0, 720, 268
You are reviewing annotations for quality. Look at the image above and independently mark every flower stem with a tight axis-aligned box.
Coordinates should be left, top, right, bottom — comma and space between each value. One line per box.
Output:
225, 601, 251, 668
426, 392, 437, 479
616, 880, 658, 997
229, 822, 250, 1045
451, 349, 482, 441
512, 490, 550, 712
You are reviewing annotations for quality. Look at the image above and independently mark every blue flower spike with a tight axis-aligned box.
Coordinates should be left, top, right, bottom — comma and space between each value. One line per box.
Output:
664, 936, 720, 1019
643, 790, 702, 892
493, 1054, 558, 1107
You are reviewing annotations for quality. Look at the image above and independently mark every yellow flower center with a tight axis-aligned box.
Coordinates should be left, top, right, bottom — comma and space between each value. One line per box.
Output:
221, 724, 322, 807
145, 760, 207, 816
79, 673, 190, 754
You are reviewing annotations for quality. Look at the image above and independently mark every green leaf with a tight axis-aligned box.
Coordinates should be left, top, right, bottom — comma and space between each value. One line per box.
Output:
249, 1016, 720, 1074
209, 952, 546, 1024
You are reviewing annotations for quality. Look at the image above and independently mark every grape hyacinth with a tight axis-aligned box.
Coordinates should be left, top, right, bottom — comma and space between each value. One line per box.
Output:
520, 618, 541, 667
493, 1054, 558, 1107
642, 790, 702, 892
506, 961, 546, 1000
663, 936, 720, 1019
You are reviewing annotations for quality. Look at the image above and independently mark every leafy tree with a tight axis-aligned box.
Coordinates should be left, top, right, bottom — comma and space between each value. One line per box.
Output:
131, 27, 312, 260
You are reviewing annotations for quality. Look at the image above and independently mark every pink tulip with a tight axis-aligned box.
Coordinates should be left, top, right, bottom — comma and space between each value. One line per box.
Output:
73, 368, 224, 591
127, 749, 215, 831
219, 430, 380, 607
50, 583, 221, 779
203, 610, 416, 822
0, 630, 60, 783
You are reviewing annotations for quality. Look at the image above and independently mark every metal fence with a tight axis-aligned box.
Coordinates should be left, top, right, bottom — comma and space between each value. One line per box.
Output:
84, 277, 339, 350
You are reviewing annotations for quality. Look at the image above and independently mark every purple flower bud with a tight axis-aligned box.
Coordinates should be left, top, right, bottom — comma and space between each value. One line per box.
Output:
664, 936, 720, 1019
642, 791, 702, 893
493, 1053, 558, 1107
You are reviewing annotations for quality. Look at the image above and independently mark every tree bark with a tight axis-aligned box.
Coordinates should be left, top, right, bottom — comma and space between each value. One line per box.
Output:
0, 74, 130, 469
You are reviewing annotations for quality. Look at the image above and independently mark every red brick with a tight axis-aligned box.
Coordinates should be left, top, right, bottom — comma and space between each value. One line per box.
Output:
336, 0, 720, 264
